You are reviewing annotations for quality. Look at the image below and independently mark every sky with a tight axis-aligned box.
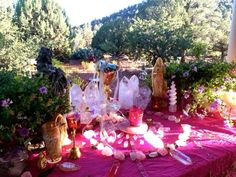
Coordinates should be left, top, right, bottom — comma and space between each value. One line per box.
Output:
57, 0, 144, 26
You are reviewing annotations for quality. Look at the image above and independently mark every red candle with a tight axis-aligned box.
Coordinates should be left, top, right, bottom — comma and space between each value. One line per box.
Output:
129, 106, 143, 127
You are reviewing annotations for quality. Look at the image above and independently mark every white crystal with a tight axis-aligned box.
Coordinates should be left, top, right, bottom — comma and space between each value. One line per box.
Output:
84, 81, 100, 109
114, 150, 125, 160
178, 133, 190, 141
123, 141, 129, 148
181, 124, 191, 133
156, 129, 164, 138
130, 140, 135, 146
97, 143, 105, 150
136, 151, 146, 160
119, 76, 139, 109
149, 152, 159, 158
168, 115, 177, 121
117, 132, 124, 138
133, 135, 138, 141
102, 146, 113, 156
134, 86, 151, 110
156, 148, 168, 156
80, 111, 93, 124
83, 130, 95, 139
176, 140, 187, 147
117, 139, 123, 145
130, 151, 136, 161
70, 84, 83, 110
175, 118, 181, 123
169, 149, 192, 165
129, 151, 146, 161
90, 138, 98, 145
107, 136, 116, 143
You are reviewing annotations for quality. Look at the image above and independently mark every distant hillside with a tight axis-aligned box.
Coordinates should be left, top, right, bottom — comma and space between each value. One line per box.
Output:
74, 0, 232, 64
91, 3, 140, 26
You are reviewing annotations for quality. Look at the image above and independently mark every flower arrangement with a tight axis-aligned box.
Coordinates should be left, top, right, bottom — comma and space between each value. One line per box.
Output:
0, 71, 70, 145
165, 60, 236, 117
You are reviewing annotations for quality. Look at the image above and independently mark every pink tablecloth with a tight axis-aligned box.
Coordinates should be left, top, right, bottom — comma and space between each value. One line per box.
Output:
28, 112, 236, 177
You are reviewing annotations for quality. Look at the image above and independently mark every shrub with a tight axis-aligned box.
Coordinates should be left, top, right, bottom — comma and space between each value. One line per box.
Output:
165, 60, 236, 115
0, 71, 70, 145
190, 42, 208, 59
71, 48, 103, 61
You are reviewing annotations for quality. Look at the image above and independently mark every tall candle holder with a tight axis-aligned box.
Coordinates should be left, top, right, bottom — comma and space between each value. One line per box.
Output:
69, 129, 81, 160
66, 113, 81, 159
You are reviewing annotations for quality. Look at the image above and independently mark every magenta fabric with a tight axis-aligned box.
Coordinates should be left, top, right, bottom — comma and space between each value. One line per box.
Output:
27, 112, 236, 177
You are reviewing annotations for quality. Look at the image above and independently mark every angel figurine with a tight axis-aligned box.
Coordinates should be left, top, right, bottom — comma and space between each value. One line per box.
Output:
151, 58, 168, 110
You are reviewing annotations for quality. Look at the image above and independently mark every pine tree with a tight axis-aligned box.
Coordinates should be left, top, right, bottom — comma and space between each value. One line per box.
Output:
72, 23, 94, 51
0, 4, 36, 74
14, 0, 71, 59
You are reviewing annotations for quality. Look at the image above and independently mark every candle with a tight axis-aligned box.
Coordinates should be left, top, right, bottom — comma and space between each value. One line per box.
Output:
129, 106, 143, 127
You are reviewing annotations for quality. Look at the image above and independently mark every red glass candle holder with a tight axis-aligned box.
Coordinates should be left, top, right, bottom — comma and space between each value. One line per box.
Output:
66, 112, 80, 129
129, 106, 143, 127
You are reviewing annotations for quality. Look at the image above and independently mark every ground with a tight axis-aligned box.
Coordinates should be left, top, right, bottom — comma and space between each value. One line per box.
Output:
60, 59, 152, 91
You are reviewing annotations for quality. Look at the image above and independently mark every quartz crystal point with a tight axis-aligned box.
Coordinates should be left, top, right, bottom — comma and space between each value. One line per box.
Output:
169, 149, 192, 165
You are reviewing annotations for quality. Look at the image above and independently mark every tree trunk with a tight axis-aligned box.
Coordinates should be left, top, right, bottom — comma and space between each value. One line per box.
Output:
220, 50, 225, 61
180, 50, 186, 63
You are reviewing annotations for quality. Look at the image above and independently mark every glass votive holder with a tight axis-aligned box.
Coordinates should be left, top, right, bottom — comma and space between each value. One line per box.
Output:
129, 106, 143, 127
66, 112, 80, 130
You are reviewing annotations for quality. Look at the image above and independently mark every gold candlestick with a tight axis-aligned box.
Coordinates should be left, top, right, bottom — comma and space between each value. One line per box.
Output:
37, 151, 47, 169
69, 129, 81, 160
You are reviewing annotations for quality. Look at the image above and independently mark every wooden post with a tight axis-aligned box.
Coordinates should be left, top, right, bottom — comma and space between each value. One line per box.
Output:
226, 0, 236, 63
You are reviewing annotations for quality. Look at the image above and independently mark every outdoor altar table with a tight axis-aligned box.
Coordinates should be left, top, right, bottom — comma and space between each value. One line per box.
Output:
27, 112, 236, 177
